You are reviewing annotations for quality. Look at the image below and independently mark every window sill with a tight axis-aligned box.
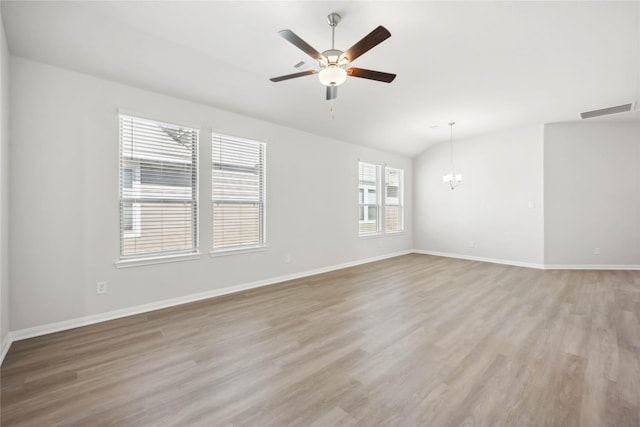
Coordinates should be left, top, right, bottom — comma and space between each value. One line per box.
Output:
114, 252, 201, 269
210, 245, 269, 258
385, 230, 406, 235
358, 233, 382, 239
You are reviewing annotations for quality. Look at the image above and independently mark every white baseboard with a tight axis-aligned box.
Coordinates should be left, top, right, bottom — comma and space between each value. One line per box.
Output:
543, 264, 640, 270
414, 250, 546, 270
7, 250, 412, 348
1, 332, 11, 364
414, 250, 640, 271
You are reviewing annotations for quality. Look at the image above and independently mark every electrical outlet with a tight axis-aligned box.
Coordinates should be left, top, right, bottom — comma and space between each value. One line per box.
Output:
284, 254, 291, 263
468, 241, 475, 248
594, 247, 600, 255
97, 281, 107, 294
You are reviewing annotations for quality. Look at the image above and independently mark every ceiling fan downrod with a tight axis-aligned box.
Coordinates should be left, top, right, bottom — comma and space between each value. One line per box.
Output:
327, 13, 341, 50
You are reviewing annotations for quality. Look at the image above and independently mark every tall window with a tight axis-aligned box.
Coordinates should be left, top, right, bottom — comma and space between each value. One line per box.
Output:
358, 161, 381, 236
212, 133, 266, 251
119, 115, 198, 258
384, 167, 404, 233
358, 161, 404, 236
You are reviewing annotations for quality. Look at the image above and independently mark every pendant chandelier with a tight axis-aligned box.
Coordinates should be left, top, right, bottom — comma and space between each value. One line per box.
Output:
442, 122, 462, 190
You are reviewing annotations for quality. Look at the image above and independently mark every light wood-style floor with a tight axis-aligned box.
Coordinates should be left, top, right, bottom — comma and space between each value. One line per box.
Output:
2, 254, 639, 426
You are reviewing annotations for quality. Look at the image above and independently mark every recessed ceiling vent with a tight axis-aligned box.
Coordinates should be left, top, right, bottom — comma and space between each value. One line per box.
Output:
293, 61, 311, 72
580, 103, 634, 119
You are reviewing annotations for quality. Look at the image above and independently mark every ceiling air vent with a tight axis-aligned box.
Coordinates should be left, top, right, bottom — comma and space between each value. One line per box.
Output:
580, 103, 634, 119
293, 61, 311, 72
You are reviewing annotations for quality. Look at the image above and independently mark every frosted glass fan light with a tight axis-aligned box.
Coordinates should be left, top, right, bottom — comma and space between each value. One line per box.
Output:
318, 65, 347, 86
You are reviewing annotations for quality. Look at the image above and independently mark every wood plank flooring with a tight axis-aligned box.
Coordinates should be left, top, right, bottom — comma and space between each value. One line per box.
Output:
2, 254, 639, 426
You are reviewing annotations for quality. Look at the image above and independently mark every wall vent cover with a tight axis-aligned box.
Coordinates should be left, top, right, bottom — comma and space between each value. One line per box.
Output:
580, 103, 634, 119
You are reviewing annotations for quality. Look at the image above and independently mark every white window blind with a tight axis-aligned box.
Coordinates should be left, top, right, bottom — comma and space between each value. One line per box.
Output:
358, 161, 381, 236
212, 133, 266, 251
385, 167, 404, 233
119, 115, 199, 259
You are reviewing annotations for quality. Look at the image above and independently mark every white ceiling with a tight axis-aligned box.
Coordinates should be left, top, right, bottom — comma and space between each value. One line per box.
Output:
2, 1, 639, 157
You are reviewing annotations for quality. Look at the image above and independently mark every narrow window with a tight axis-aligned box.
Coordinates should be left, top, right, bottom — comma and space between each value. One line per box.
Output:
119, 115, 199, 258
384, 167, 404, 233
358, 161, 381, 236
212, 133, 266, 251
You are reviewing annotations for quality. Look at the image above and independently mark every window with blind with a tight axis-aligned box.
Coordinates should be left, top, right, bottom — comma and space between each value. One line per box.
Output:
212, 133, 266, 251
384, 167, 404, 233
358, 161, 381, 236
119, 115, 198, 259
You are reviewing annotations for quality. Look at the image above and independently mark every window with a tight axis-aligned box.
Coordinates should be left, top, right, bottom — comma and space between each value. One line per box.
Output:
212, 133, 266, 251
384, 167, 404, 233
358, 161, 404, 236
119, 115, 198, 259
358, 161, 381, 236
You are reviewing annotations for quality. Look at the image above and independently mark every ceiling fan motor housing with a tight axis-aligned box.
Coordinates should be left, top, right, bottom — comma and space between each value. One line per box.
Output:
320, 49, 347, 68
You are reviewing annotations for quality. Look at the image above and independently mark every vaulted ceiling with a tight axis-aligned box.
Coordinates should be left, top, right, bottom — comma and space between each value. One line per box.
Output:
2, 1, 639, 156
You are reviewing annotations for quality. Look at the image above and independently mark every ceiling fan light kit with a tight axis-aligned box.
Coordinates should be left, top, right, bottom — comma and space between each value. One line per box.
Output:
318, 65, 347, 86
270, 13, 396, 101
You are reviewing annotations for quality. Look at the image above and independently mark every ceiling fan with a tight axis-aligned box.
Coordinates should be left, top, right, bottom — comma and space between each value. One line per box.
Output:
270, 13, 396, 100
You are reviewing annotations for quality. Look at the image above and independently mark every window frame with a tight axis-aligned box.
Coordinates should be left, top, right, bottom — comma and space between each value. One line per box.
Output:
358, 161, 405, 237
211, 132, 267, 254
358, 161, 381, 237
384, 166, 404, 234
118, 114, 200, 262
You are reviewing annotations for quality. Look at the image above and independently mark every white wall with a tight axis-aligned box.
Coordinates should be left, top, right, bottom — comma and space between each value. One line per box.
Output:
544, 121, 640, 267
0, 7, 10, 353
9, 57, 413, 331
414, 124, 544, 267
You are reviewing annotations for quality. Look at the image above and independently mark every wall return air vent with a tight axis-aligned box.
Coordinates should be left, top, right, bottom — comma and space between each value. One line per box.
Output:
580, 103, 634, 119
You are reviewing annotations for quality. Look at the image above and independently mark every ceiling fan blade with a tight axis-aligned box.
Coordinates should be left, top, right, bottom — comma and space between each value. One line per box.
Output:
342, 26, 391, 63
326, 85, 338, 100
270, 70, 318, 82
347, 67, 396, 83
278, 30, 323, 61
